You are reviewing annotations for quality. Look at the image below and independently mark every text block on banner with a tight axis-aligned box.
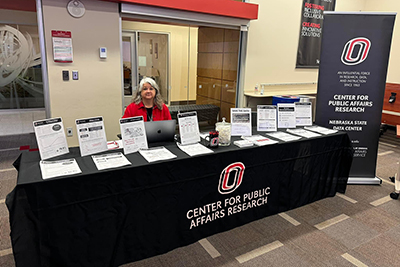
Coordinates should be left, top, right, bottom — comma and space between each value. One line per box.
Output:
315, 12, 396, 183
296, 0, 336, 68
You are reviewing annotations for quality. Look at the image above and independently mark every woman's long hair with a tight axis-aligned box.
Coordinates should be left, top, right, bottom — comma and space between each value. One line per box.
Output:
132, 77, 164, 110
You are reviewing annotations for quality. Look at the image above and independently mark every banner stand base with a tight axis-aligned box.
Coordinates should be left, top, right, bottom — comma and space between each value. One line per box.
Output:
347, 177, 382, 185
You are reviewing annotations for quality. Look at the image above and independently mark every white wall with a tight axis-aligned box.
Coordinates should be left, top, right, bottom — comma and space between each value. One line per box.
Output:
244, 0, 367, 91
364, 0, 400, 83
42, 0, 122, 147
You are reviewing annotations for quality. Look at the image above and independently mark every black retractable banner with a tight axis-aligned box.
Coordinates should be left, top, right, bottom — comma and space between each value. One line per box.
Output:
315, 12, 396, 183
296, 0, 336, 68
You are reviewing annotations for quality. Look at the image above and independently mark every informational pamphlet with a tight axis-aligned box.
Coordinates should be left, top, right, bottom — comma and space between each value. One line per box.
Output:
277, 103, 296, 128
304, 125, 338, 135
257, 105, 277, 132
76, 116, 108, 157
40, 158, 81, 180
233, 140, 254, 148
177, 142, 213, 157
33, 117, 69, 160
178, 111, 200, 145
139, 146, 177, 163
242, 135, 279, 146
295, 102, 312, 126
287, 128, 321, 138
107, 140, 123, 150
267, 131, 302, 142
231, 108, 252, 136
91, 152, 131, 171
119, 116, 148, 155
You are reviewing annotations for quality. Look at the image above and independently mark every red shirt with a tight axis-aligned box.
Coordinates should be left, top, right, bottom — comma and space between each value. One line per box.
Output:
122, 102, 172, 121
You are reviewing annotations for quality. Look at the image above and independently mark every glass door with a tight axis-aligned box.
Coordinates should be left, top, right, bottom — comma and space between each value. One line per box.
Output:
137, 31, 169, 104
122, 32, 137, 108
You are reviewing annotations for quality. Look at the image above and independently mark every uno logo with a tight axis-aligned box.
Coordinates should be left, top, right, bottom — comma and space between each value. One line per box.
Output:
218, 162, 245, 194
341, 37, 371, 65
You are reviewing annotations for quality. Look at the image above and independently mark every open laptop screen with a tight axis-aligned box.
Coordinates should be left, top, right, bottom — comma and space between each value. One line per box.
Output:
144, 120, 176, 143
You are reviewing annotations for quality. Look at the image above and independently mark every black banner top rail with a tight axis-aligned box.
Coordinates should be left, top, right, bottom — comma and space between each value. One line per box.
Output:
315, 12, 396, 184
296, 0, 336, 68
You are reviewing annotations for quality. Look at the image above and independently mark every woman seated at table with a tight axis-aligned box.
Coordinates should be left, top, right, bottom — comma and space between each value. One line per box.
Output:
123, 77, 172, 121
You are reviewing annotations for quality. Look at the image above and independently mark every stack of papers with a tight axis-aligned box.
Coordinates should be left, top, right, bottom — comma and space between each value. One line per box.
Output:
177, 142, 214, 156
286, 128, 321, 138
304, 126, 338, 135
234, 139, 254, 148
139, 147, 177, 162
267, 132, 302, 142
241, 135, 279, 146
92, 152, 131, 170
40, 158, 82, 180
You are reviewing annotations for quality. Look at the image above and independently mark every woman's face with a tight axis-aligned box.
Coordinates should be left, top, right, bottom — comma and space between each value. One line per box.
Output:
141, 82, 156, 101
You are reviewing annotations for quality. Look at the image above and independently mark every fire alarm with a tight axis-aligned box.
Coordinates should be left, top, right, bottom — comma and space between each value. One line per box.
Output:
67, 0, 85, 18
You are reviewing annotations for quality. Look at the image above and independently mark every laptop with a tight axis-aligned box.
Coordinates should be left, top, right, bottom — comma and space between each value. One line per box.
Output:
144, 120, 177, 143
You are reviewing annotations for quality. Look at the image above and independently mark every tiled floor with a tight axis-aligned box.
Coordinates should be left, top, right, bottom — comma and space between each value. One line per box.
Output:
1, 113, 400, 266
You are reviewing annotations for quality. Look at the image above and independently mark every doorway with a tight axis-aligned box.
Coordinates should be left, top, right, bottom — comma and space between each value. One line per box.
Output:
122, 30, 169, 107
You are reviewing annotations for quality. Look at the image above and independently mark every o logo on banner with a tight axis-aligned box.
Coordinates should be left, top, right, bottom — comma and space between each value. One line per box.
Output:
218, 162, 245, 194
341, 37, 371, 66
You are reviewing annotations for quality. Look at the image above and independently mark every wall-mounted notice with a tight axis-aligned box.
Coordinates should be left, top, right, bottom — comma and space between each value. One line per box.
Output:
119, 116, 148, 155
33, 117, 69, 160
257, 105, 277, 132
231, 108, 252, 136
76, 116, 108, 157
52, 30, 73, 63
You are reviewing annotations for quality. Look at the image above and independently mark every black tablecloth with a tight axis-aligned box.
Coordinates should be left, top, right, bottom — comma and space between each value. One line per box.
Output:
6, 129, 353, 267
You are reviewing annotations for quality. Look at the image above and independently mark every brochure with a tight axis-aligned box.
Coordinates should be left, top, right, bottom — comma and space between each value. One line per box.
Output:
177, 142, 213, 157
295, 102, 312, 126
178, 111, 200, 145
287, 128, 321, 138
76, 116, 108, 157
231, 108, 252, 136
119, 116, 148, 155
40, 158, 81, 179
304, 125, 338, 135
267, 131, 302, 142
139, 146, 177, 163
257, 105, 277, 132
33, 117, 69, 160
242, 135, 279, 146
277, 103, 296, 128
92, 152, 131, 170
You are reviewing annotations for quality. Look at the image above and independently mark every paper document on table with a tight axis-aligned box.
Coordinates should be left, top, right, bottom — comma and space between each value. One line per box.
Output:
304, 125, 338, 135
287, 128, 321, 138
40, 158, 81, 180
119, 116, 148, 155
231, 108, 252, 136
139, 147, 177, 162
178, 111, 200, 145
267, 131, 302, 142
295, 102, 312, 126
277, 103, 296, 128
177, 142, 213, 156
92, 152, 131, 170
33, 117, 69, 160
242, 135, 279, 146
233, 139, 254, 148
76, 116, 108, 157
257, 105, 277, 132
